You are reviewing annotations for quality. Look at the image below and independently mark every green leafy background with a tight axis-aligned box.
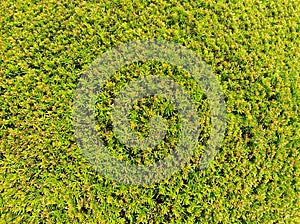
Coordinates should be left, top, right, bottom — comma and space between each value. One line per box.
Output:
1, 0, 299, 223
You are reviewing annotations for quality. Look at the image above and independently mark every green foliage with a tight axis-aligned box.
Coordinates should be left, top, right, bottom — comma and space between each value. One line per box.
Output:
0, 0, 299, 223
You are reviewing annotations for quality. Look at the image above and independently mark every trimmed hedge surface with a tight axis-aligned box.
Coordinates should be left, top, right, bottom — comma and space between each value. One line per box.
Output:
1, 0, 299, 223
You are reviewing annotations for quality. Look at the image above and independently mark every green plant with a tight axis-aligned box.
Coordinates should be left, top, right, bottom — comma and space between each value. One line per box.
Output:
0, 0, 299, 223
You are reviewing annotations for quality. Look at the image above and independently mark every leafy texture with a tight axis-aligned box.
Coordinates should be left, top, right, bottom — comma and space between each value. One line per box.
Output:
0, 0, 299, 223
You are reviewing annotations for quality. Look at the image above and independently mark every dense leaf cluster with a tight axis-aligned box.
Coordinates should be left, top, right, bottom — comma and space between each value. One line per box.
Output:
1, 0, 299, 223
